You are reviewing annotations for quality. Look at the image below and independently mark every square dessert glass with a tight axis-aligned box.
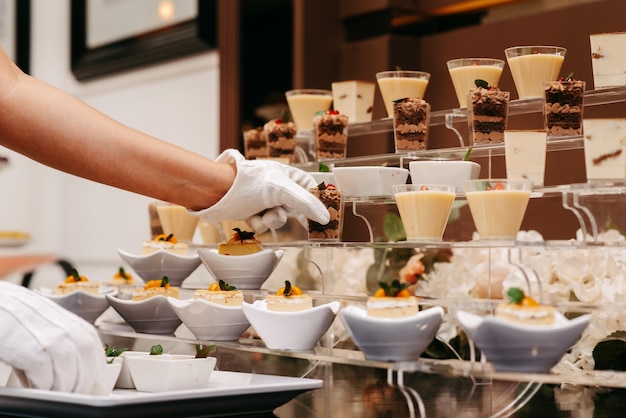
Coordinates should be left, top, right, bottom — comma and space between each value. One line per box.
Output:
590, 32, 626, 88
243, 127, 267, 160
376, 70, 430, 118
285, 89, 333, 132
463, 179, 533, 240
504, 130, 548, 187
467, 87, 510, 144
392, 184, 457, 241
543, 80, 585, 137
263, 119, 297, 163
308, 183, 342, 241
446, 58, 505, 108
583, 118, 626, 181
331, 80, 375, 123
314, 111, 349, 160
393, 98, 431, 152
505, 46, 567, 99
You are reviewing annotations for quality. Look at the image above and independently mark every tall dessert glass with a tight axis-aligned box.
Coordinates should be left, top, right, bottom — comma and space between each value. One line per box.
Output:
285, 89, 333, 133
467, 85, 510, 144
447, 58, 505, 108
308, 183, 342, 241
463, 179, 533, 240
156, 203, 199, 243
393, 97, 430, 152
583, 118, 626, 181
393, 184, 457, 241
376, 70, 430, 118
505, 46, 567, 99
543, 79, 585, 137
504, 130, 548, 187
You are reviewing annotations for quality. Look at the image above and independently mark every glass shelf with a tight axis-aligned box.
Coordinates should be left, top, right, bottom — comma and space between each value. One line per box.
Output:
346, 85, 626, 136
293, 85, 626, 168
96, 292, 626, 391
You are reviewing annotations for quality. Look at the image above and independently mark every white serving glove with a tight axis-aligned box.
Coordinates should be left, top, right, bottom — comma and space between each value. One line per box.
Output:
0, 282, 107, 394
193, 149, 330, 233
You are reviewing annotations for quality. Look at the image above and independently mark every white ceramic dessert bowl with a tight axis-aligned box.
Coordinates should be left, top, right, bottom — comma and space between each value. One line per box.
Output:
340, 305, 444, 362
105, 293, 185, 334
242, 300, 341, 350
409, 160, 480, 189
456, 310, 591, 373
117, 248, 201, 286
92, 362, 122, 395
36, 286, 117, 324
168, 297, 250, 341
109, 350, 150, 389
125, 354, 217, 392
332, 166, 409, 197
197, 248, 283, 290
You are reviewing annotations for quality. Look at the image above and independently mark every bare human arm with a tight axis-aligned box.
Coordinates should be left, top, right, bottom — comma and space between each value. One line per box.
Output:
0, 46, 233, 211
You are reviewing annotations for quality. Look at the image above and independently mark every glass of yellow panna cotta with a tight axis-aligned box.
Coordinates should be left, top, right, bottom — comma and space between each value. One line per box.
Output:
463, 179, 533, 240
376, 70, 431, 118
505, 45, 567, 99
446, 58, 505, 108
393, 184, 457, 241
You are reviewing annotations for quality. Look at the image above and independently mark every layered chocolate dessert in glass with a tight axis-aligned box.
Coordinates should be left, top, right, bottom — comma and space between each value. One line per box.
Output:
308, 183, 342, 241
543, 76, 585, 137
393, 97, 430, 152
314, 110, 349, 160
468, 82, 510, 144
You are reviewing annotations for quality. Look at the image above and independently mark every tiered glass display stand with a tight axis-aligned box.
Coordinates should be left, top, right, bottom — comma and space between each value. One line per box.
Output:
98, 86, 626, 417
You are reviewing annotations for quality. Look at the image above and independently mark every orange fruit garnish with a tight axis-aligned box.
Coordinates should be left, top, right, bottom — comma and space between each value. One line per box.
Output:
276, 280, 303, 296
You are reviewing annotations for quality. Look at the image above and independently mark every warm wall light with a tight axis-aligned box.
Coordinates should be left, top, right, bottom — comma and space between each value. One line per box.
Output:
158, 0, 175, 21
427, 0, 521, 15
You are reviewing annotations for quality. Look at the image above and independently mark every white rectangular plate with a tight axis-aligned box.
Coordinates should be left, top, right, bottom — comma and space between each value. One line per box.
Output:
0, 371, 323, 417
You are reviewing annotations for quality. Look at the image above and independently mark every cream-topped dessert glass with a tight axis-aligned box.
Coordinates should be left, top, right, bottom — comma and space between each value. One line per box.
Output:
505, 46, 566, 99
463, 179, 533, 240
447, 58, 505, 108
376, 70, 430, 118
393, 184, 457, 241
285, 89, 333, 132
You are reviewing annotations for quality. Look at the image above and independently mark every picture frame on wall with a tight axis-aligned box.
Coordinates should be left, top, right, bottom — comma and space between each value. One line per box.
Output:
70, 0, 217, 81
0, 0, 30, 73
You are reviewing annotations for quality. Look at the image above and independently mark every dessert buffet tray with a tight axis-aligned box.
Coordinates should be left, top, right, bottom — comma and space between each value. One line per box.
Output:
0, 371, 323, 418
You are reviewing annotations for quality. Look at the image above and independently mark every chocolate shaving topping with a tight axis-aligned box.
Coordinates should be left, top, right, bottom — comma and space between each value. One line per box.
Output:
593, 149, 622, 166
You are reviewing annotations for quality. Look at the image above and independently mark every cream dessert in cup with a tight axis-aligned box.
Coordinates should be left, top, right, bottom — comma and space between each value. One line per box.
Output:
393, 184, 456, 241
331, 80, 375, 123
156, 203, 199, 243
583, 118, 626, 181
447, 58, 505, 108
376, 70, 430, 118
285, 89, 333, 132
590, 32, 626, 88
463, 179, 533, 240
504, 130, 547, 187
505, 46, 566, 99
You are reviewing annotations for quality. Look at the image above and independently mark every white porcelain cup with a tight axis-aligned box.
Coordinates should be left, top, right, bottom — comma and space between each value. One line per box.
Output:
409, 160, 481, 189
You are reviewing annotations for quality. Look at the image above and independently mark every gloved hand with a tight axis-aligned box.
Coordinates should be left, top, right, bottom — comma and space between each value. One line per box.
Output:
193, 149, 330, 233
0, 282, 107, 394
